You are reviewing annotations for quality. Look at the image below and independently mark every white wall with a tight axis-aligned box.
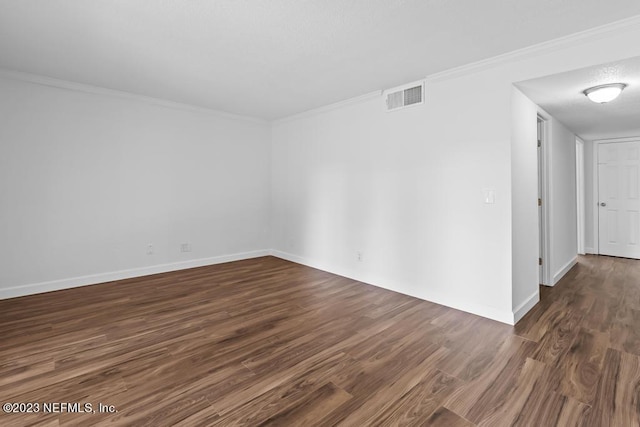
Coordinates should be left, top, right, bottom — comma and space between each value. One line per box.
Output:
271, 70, 517, 323
0, 75, 271, 299
511, 93, 578, 317
547, 117, 578, 284
511, 89, 539, 320
3, 19, 640, 324
272, 78, 514, 322
271, 20, 640, 324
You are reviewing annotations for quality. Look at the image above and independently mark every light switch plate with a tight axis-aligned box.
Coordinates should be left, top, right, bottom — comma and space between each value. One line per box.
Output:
483, 188, 496, 204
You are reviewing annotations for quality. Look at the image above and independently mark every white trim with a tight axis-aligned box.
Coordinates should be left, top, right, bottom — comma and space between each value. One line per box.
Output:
593, 139, 600, 254
270, 250, 516, 325
275, 15, 640, 124
424, 15, 640, 83
537, 109, 552, 286
513, 291, 540, 324
585, 246, 596, 254
552, 256, 578, 285
3, 15, 640, 126
273, 90, 382, 125
0, 68, 268, 125
595, 136, 640, 143
576, 137, 586, 255
0, 250, 269, 300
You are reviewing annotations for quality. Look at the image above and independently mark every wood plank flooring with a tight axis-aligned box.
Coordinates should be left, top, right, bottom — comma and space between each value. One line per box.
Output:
1, 255, 639, 426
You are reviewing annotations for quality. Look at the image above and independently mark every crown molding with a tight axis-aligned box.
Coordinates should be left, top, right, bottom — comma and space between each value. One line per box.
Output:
0, 68, 268, 125
274, 15, 640, 124
594, 135, 640, 143
425, 15, 640, 83
3, 14, 639, 125
273, 90, 382, 125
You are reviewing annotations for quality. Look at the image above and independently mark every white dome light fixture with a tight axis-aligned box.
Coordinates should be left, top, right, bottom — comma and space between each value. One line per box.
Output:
583, 83, 627, 104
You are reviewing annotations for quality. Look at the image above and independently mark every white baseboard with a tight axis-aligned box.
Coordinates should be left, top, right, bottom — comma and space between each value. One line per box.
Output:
3, 247, 538, 326
585, 247, 596, 254
0, 249, 269, 300
552, 256, 578, 285
513, 291, 540, 324
270, 249, 516, 325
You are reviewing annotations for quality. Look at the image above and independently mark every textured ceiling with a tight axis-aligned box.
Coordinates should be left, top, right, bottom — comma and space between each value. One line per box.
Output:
516, 56, 640, 141
1, 1, 640, 119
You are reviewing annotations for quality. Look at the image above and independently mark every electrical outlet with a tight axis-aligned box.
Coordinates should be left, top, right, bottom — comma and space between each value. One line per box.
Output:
357, 251, 363, 262
147, 244, 154, 255
180, 243, 191, 253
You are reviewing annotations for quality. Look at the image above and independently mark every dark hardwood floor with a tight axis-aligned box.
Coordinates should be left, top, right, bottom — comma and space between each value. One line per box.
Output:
1, 255, 639, 426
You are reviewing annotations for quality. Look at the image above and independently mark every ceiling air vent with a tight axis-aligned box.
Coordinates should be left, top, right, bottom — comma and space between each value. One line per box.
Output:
384, 81, 424, 111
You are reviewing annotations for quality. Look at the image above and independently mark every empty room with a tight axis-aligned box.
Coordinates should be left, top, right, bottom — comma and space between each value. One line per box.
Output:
2, 1, 640, 426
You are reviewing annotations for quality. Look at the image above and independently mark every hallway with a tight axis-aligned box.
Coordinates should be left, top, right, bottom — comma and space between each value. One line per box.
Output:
512, 254, 640, 425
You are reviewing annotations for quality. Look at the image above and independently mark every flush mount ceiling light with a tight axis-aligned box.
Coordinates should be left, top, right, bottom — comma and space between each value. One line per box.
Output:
583, 83, 627, 103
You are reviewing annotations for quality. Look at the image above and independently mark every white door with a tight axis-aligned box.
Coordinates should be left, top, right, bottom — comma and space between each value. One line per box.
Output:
598, 141, 640, 258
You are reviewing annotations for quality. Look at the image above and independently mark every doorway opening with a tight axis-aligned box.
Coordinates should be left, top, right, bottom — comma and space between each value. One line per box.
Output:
595, 137, 640, 259
537, 115, 549, 285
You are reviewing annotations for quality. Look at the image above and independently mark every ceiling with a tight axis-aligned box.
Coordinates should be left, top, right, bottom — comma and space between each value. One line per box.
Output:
516, 56, 640, 141
1, 1, 640, 120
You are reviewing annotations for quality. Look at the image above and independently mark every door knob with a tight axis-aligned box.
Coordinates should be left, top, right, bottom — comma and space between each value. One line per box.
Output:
600, 202, 607, 207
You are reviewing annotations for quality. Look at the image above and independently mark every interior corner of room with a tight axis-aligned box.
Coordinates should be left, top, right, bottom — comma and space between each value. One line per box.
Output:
5, 3, 640, 425
1, 10, 640, 329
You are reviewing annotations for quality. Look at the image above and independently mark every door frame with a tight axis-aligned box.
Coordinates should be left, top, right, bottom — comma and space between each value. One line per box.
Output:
537, 112, 551, 286
576, 137, 585, 255
593, 136, 640, 254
